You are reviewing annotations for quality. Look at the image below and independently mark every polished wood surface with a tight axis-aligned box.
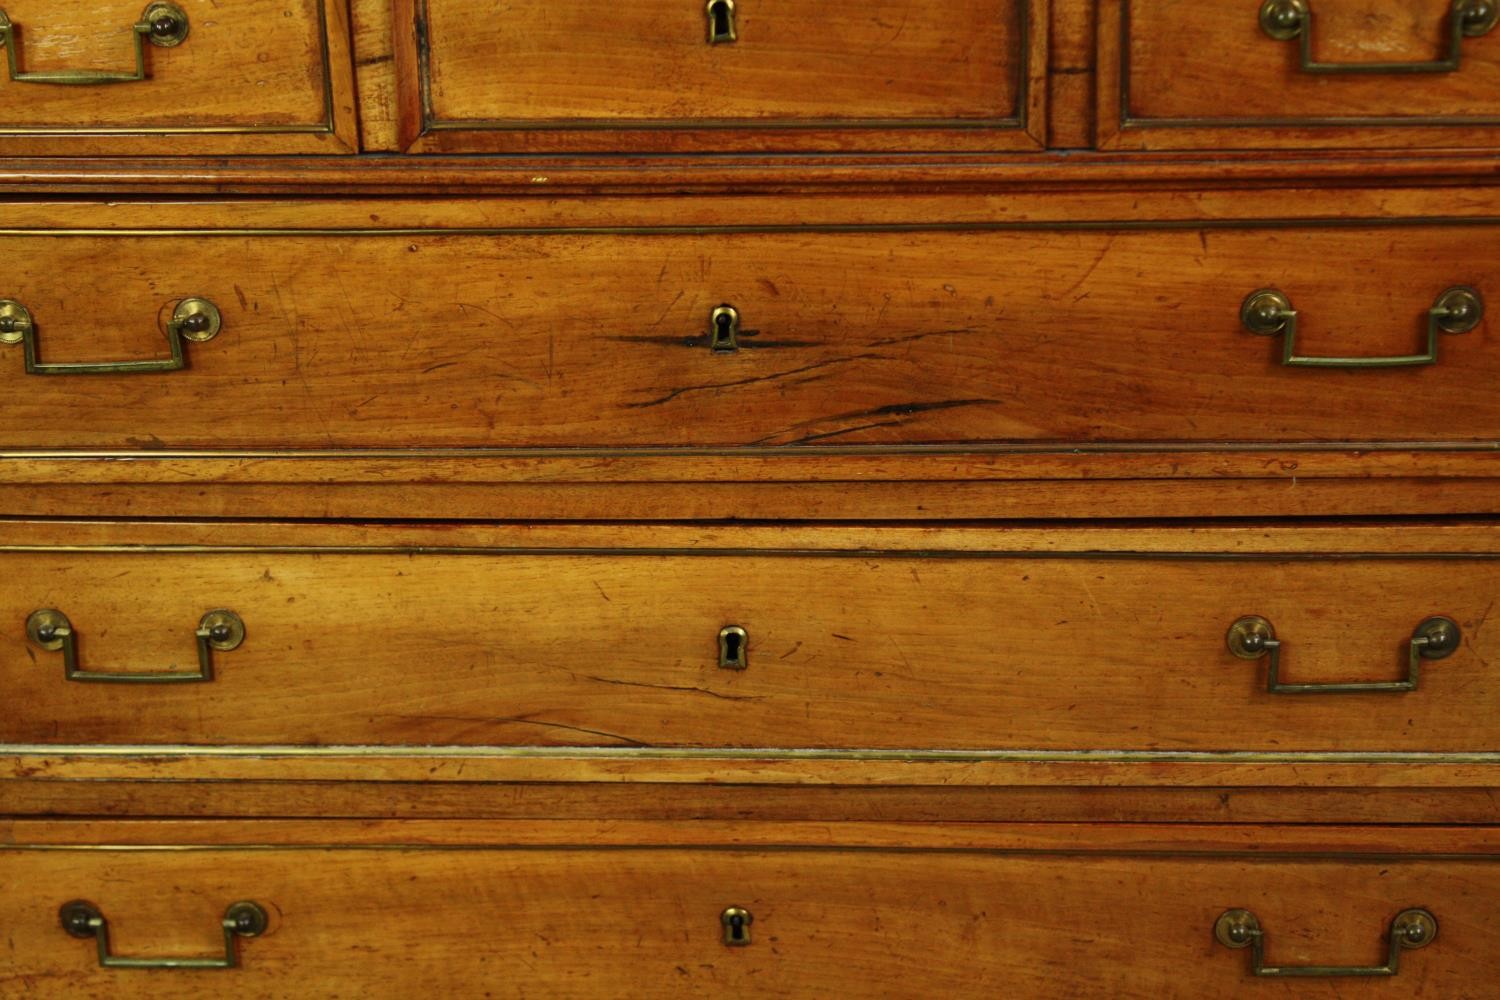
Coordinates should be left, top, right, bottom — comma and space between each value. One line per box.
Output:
393, 0, 1047, 152
1, 1, 1499, 993
1100, 0, 1500, 150
1, 225, 1495, 450
15, 780, 1500, 825
2, 822, 1498, 998
2, 521, 1497, 751
0, 0, 357, 154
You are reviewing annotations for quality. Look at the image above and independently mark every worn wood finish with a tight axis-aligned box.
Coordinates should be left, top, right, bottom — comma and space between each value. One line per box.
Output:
11, 748, 1500, 791
3, 823, 1500, 997
1, 225, 1496, 450
1101, 0, 1500, 151
13, 779, 1500, 825
9, 477, 1500, 521
4, 187, 1499, 231
2, 520, 1497, 751
392, 0, 1047, 153
0, 0, 357, 154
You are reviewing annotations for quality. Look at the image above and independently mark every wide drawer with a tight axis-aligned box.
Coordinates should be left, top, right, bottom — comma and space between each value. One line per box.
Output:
393, 0, 1045, 152
1, 223, 1497, 450
3, 521, 1498, 752
0, 0, 355, 154
2, 821, 1498, 998
1102, 0, 1500, 150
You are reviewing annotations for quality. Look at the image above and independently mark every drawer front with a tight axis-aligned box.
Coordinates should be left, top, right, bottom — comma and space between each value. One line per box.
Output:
1, 224, 1497, 451
1103, 0, 1500, 150
396, 0, 1045, 152
0, 0, 355, 153
2, 832, 1497, 997
3, 528, 1497, 751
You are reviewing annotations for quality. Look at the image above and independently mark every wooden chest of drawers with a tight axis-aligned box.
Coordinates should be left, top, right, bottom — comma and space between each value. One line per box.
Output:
3, 0, 1500, 995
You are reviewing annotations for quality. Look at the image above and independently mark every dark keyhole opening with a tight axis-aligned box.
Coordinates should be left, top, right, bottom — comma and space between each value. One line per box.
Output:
724, 631, 742, 659
710, 1, 733, 40
712, 311, 736, 351
728, 915, 746, 940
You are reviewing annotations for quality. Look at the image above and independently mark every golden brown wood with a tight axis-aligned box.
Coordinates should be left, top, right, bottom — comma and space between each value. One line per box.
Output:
15, 748, 1500, 790
1100, 0, 1500, 151
8, 780, 1500, 825
392, 0, 1047, 153
8, 478, 1500, 521
12, 817, 1500, 852
0, 0, 358, 154
2, 823, 1499, 997
2, 13, 1500, 997
1, 225, 1497, 450
1, 519, 1497, 751
1047, 0, 1094, 147
350, 0, 399, 150
17, 779, 1500, 827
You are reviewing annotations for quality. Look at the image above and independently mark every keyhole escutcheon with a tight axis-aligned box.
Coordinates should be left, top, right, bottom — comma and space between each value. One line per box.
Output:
718, 625, 748, 669
709, 304, 741, 353
706, 0, 737, 44
721, 906, 753, 946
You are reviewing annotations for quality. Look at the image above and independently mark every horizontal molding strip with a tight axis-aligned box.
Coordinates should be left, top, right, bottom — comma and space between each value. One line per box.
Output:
6, 745, 1500, 764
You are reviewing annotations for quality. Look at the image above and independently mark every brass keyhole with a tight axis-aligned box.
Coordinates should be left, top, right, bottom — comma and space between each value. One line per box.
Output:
718, 625, 748, 669
721, 906, 752, 946
709, 304, 740, 353
706, 0, 737, 44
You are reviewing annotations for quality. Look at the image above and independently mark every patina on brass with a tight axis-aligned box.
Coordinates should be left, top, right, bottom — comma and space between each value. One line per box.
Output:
718, 625, 748, 669
708, 304, 741, 353
0, 295, 220, 374
720, 906, 753, 945
1260, 0, 1497, 73
1215, 907, 1436, 977
1241, 286, 1482, 367
26, 607, 245, 683
61, 899, 267, 969
0, 3, 188, 85
706, 0, 737, 44
1227, 614, 1459, 694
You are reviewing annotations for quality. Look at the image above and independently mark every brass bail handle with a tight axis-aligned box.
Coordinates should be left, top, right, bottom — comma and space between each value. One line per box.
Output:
0, 295, 221, 375
1227, 614, 1460, 695
1241, 286, 1482, 368
60, 900, 268, 970
27, 608, 245, 683
1260, 0, 1498, 74
1215, 907, 1437, 978
0, 3, 190, 86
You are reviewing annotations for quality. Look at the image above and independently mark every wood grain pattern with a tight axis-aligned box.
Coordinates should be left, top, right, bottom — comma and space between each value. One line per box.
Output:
1101, 0, 1500, 150
9, 477, 1500, 521
12, 779, 1500, 825
396, 0, 1047, 153
0, 0, 357, 154
1, 225, 1496, 450
3, 825, 1500, 997
2, 522, 1498, 751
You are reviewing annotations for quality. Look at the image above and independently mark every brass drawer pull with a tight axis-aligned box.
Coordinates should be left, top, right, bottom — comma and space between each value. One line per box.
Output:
60, 900, 267, 970
1241, 286, 1481, 368
1259, 0, 1497, 75
706, 0, 737, 44
0, 295, 220, 374
0, 3, 189, 86
1215, 907, 1436, 978
26, 608, 245, 683
1227, 614, 1459, 694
